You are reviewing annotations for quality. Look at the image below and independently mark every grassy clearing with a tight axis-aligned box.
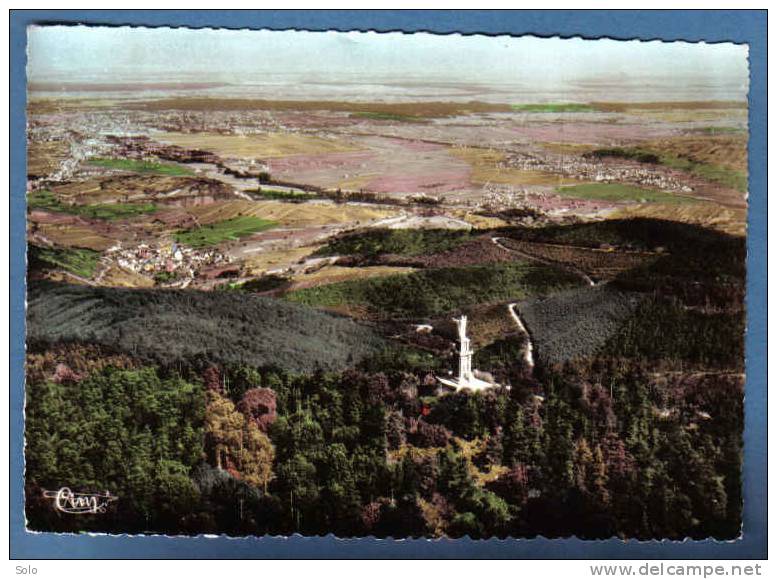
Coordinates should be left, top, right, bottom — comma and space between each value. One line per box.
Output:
175, 215, 277, 248
29, 245, 101, 278
512, 103, 596, 113
285, 262, 583, 319
661, 155, 747, 193
88, 157, 194, 176
292, 266, 416, 291
75, 203, 158, 220
452, 211, 510, 229
28, 190, 157, 220
446, 301, 517, 348
98, 265, 155, 288
243, 246, 318, 276
557, 183, 696, 204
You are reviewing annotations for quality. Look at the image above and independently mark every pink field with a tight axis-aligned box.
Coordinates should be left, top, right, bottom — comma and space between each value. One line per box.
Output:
29, 210, 85, 225
366, 168, 471, 194
512, 123, 679, 144
522, 192, 618, 212
275, 112, 361, 129
384, 137, 446, 152
268, 150, 376, 173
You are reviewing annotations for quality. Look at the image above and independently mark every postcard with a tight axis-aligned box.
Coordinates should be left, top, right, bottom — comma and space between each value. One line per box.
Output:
22, 23, 750, 544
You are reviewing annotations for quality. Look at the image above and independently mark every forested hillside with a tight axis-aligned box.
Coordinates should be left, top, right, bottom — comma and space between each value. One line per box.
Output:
25, 357, 743, 539
24, 218, 746, 540
27, 282, 386, 373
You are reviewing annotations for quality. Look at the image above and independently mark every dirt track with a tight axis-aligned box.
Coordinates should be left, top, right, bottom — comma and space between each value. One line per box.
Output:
507, 302, 535, 372
491, 236, 596, 286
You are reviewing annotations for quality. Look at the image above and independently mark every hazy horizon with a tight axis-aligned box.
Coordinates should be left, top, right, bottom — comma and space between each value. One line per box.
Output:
28, 26, 750, 103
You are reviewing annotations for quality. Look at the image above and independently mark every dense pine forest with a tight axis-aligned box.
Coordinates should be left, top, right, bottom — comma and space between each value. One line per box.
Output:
25, 219, 745, 539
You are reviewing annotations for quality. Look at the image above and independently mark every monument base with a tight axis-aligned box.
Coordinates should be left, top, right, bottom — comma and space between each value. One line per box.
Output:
438, 375, 495, 392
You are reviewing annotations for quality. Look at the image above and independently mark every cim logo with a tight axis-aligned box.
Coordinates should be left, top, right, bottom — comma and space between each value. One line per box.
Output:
42, 487, 118, 514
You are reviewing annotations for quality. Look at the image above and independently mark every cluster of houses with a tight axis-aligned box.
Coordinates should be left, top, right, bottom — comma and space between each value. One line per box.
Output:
478, 184, 609, 218
145, 109, 279, 135
106, 241, 233, 283
503, 151, 694, 193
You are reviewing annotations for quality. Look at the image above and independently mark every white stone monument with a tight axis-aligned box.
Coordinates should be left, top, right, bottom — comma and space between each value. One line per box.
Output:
438, 315, 494, 392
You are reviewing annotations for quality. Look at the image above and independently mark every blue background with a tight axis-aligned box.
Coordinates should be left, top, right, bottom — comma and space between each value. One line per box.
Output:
9, 9, 767, 559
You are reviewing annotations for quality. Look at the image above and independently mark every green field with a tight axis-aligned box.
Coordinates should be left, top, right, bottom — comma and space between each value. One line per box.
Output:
286, 261, 583, 319
28, 190, 157, 220
29, 245, 101, 278
694, 126, 747, 135
351, 111, 424, 123
175, 215, 277, 248
557, 183, 696, 204
660, 155, 748, 193
512, 103, 596, 113
88, 157, 194, 176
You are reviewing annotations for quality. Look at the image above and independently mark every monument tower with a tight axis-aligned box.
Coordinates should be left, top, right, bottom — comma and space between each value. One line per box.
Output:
438, 315, 494, 392
457, 315, 474, 383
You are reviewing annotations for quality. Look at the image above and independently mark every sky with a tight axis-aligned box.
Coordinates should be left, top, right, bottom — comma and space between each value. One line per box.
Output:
27, 26, 750, 102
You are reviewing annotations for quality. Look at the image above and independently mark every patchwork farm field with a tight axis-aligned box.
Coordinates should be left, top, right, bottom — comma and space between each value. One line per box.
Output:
29, 189, 158, 220
611, 203, 747, 236
27, 139, 70, 178
183, 199, 396, 227
88, 157, 195, 176
157, 131, 359, 158
26, 95, 748, 301
29, 245, 102, 279
174, 215, 277, 248
556, 183, 697, 204
25, 87, 749, 541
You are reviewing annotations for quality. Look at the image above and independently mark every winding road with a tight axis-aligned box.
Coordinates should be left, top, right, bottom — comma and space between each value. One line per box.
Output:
507, 302, 535, 373
491, 236, 596, 287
